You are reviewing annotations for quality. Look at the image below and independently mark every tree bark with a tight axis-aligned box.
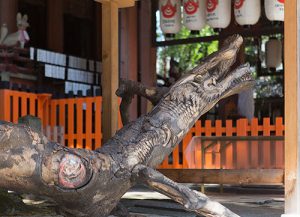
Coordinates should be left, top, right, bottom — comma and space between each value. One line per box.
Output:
116, 79, 168, 125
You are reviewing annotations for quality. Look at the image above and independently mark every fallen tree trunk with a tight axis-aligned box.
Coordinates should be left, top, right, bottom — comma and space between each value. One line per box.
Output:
0, 35, 253, 217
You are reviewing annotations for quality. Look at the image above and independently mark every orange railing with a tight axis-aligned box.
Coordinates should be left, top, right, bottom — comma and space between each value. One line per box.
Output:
0, 89, 51, 125
159, 118, 285, 169
0, 89, 103, 150
49, 97, 102, 149
0, 89, 285, 170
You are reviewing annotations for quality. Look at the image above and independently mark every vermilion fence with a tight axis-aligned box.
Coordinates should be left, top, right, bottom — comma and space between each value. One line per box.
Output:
159, 118, 285, 170
49, 97, 102, 149
0, 89, 285, 172
0, 89, 51, 125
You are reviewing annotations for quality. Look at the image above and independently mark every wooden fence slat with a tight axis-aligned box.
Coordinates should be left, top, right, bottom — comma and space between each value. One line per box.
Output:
275, 117, 284, 168
250, 118, 259, 168
95, 97, 102, 149
58, 100, 65, 129
275, 117, 284, 136
194, 121, 202, 169
236, 119, 248, 169
225, 120, 234, 169
195, 121, 201, 136
195, 142, 202, 169
215, 120, 222, 136
225, 120, 233, 136
263, 118, 271, 168
67, 99, 75, 148
0, 90, 10, 121
29, 95, 36, 116
182, 132, 192, 168
173, 144, 181, 168
50, 101, 57, 128
37, 96, 43, 121
21, 96, 27, 117
203, 120, 213, 169
12, 93, 19, 123
214, 120, 222, 169
76, 98, 84, 149
85, 98, 93, 150
204, 120, 212, 136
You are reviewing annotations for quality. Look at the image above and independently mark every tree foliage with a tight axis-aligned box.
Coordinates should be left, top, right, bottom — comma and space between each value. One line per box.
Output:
157, 26, 218, 77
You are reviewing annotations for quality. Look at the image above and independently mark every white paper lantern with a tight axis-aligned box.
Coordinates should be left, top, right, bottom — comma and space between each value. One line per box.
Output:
234, 0, 261, 26
159, 0, 181, 35
264, 0, 284, 22
265, 38, 282, 70
183, 0, 206, 31
206, 0, 231, 29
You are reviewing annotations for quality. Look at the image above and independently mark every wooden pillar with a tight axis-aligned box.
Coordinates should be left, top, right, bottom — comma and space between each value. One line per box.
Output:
95, 3, 102, 60
283, 0, 300, 216
0, 0, 18, 33
47, 0, 64, 52
101, 1, 119, 143
138, 0, 157, 115
120, 6, 138, 121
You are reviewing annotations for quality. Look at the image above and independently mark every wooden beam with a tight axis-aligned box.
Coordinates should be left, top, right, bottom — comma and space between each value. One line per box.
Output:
101, 1, 119, 143
95, 0, 136, 8
47, 0, 64, 52
155, 26, 283, 47
116, 0, 135, 8
284, 0, 300, 216
158, 169, 284, 185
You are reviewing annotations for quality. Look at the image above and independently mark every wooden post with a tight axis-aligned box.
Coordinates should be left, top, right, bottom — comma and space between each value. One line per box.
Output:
101, 1, 119, 143
0, 0, 18, 33
120, 6, 138, 121
95, 3, 102, 60
95, 0, 136, 142
138, 0, 157, 115
47, 0, 64, 52
283, 0, 300, 216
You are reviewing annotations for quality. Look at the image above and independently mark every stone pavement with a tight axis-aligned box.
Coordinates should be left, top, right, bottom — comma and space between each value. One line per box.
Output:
0, 185, 284, 217
120, 185, 284, 217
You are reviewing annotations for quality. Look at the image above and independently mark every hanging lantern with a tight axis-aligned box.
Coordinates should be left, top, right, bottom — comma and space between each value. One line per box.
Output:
234, 0, 261, 26
264, 0, 284, 22
159, 0, 181, 36
183, 0, 206, 32
265, 38, 282, 71
206, 0, 231, 29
